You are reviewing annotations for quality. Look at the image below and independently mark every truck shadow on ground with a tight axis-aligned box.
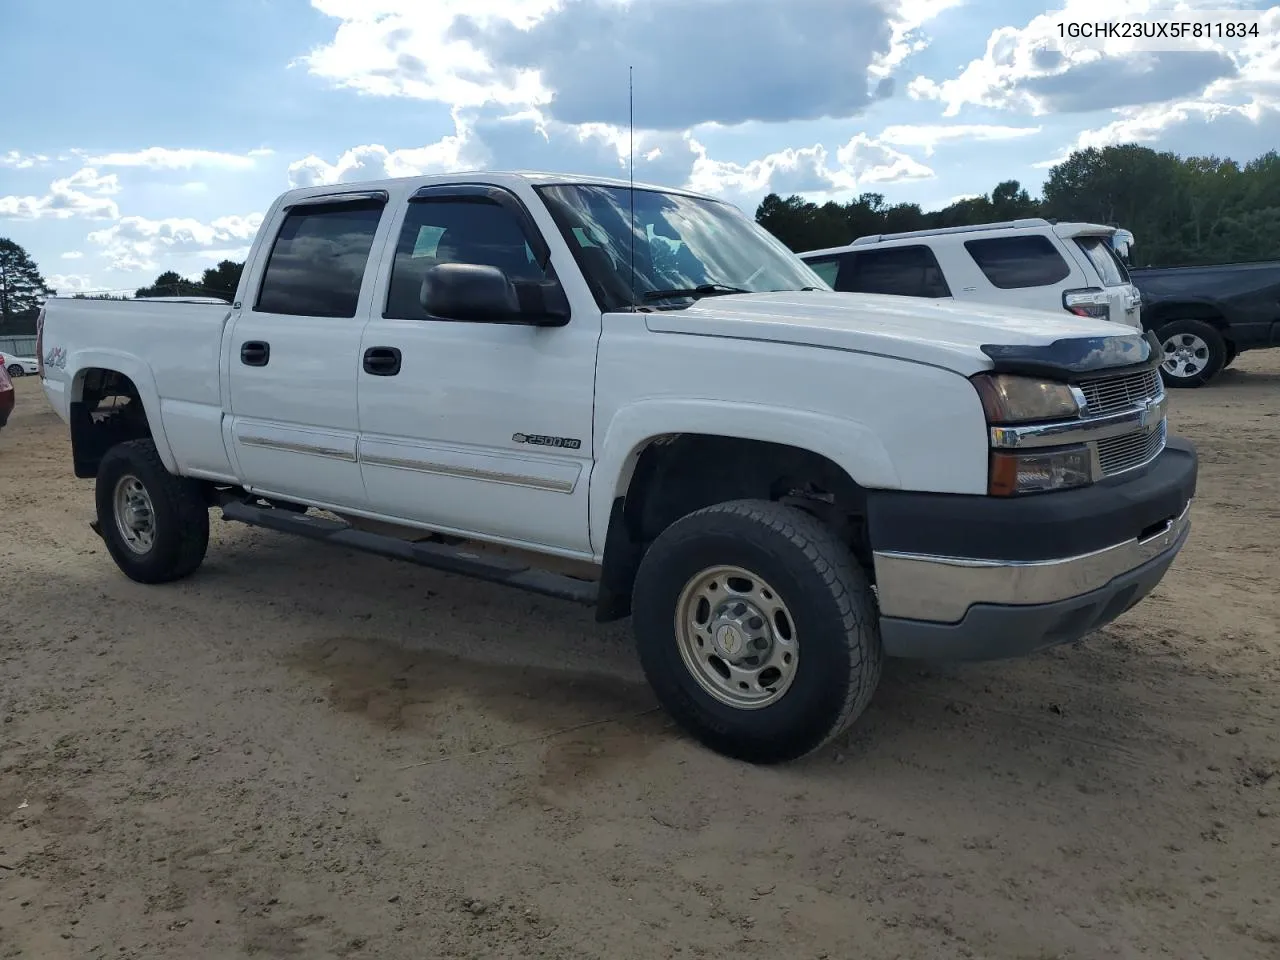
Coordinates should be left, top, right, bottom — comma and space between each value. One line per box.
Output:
194, 529, 1247, 792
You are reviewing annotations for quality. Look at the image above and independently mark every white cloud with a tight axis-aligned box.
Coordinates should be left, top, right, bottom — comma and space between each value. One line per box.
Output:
0, 167, 121, 221
876, 123, 1042, 155
85, 147, 273, 170
47, 274, 94, 293
305, 0, 915, 129
1037, 97, 1280, 167
1, 150, 49, 169
302, 0, 555, 109
872, 0, 966, 78
909, 0, 1270, 117
836, 134, 936, 183
88, 213, 264, 270
61, 251, 85, 260
287, 135, 466, 187
289, 108, 936, 213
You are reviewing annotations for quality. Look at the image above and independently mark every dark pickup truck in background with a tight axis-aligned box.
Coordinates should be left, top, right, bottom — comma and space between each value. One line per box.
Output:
1132, 259, 1280, 387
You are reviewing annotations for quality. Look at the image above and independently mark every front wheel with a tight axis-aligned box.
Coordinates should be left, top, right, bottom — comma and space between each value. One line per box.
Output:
632, 499, 882, 764
6, 364, 24, 378
95, 439, 210, 584
1156, 319, 1226, 388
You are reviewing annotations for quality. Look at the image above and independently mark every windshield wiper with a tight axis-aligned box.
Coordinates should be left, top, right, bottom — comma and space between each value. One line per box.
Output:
642, 283, 751, 301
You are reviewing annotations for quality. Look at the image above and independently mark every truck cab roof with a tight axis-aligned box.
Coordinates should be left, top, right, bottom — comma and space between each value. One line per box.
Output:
275, 170, 723, 208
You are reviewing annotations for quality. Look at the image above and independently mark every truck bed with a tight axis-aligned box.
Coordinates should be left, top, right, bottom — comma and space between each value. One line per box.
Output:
41, 296, 234, 478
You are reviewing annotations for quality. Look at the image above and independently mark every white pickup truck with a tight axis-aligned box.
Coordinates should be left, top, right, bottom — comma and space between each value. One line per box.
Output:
38, 171, 1198, 764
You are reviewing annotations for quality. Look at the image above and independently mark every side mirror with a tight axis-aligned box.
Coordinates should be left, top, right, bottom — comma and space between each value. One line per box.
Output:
419, 263, 570, 327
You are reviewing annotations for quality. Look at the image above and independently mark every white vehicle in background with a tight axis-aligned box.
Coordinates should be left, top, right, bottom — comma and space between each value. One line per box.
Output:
1, 352, 40, 377
37, 171, 1196, 765
800, 218, 1143, 328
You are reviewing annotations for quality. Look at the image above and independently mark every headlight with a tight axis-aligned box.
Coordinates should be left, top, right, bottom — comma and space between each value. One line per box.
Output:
971, 373, 1079, 424
989, 445, 1092, 496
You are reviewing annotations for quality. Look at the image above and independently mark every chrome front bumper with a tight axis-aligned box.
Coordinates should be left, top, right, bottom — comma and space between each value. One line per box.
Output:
874, 499, 1191, 624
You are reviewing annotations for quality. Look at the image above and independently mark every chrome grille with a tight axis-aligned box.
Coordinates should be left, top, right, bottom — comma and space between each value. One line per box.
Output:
1077, 367, 1162, 417
1097, 420, 1166, 476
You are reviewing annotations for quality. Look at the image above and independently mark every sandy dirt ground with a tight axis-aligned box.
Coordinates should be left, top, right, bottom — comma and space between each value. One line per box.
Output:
1, 357, 1278, 960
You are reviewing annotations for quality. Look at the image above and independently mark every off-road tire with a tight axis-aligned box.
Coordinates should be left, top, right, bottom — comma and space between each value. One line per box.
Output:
95, 439, 210, 584
1156, 318, 1227, 388
632, 499, 882, 764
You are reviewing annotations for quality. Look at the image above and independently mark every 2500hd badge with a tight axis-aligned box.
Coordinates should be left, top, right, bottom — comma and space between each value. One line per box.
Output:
512, 433, 582, 450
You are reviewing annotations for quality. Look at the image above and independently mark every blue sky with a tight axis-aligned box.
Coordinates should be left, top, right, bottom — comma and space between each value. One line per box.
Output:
2, 0, 1277, 294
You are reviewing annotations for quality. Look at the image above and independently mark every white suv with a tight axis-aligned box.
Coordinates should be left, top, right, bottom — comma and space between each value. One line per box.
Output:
800, 218, 1142, 328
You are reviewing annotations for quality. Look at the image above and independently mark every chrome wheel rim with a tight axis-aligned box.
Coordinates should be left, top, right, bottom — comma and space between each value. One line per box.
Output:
1162, 333, 1210, 379
674, 565, 799, 710
113, 474, 156, 554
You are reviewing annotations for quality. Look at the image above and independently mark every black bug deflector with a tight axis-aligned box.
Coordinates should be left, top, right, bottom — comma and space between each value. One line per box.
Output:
979, 330, 1161, 380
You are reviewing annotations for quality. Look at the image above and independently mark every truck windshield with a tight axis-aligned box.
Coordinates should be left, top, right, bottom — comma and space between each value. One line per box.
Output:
535, 183, 829, 311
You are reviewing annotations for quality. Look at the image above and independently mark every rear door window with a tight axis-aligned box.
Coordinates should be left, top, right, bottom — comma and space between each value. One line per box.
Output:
840, 245, 951, 298
1075, 236, 1130, 285
255, 198, 386, 318
963, 235, 1072, 289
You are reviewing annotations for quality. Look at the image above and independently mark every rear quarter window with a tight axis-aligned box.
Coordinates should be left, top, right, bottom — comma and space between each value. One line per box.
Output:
804, 257, 841, 287
964, 235, 1072, 290
1075, 236, 1130, 285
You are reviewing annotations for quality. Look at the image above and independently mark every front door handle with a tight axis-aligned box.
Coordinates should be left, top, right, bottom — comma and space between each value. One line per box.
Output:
363, 346, 402, 376
240, 341, 270, 366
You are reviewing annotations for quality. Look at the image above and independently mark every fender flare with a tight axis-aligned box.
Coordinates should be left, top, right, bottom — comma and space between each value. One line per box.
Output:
588, 398, 899, 556
69, 349, 178, 474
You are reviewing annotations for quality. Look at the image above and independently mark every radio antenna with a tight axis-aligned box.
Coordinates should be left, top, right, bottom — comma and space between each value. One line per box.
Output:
628, 64, 637, 312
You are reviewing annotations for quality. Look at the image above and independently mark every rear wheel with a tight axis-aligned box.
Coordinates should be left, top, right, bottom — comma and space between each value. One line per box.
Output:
1156, 318, 1226, 388
95, 439, 210, 583
632, 499, 882, 764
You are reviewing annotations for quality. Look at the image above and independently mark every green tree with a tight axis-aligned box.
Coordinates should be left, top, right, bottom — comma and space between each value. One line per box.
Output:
199, 260, 243, 299
135, 270, 206, 298
0, 238, 51, 322
756, 143, 1280, 267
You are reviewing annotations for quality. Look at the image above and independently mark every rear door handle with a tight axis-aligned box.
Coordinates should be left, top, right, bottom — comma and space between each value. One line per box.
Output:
363, 346, 402, 376
240, 341, 270, 366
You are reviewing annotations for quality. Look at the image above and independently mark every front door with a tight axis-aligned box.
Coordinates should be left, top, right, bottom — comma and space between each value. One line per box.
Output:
356, 184, 599, 556
226, 191, 389, 509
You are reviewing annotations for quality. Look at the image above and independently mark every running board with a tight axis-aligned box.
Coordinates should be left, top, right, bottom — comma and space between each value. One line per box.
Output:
220, 500, 598, 606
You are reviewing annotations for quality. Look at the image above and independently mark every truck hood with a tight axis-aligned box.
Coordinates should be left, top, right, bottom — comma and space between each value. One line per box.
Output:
642, 290, 1131, 376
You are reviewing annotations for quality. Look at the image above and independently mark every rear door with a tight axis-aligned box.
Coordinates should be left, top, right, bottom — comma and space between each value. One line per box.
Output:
225, 190, 391, 508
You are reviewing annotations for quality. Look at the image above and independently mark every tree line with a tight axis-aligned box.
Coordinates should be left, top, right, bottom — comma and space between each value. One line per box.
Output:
3, 142, 1278, 335
755, 144, 1280, 267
